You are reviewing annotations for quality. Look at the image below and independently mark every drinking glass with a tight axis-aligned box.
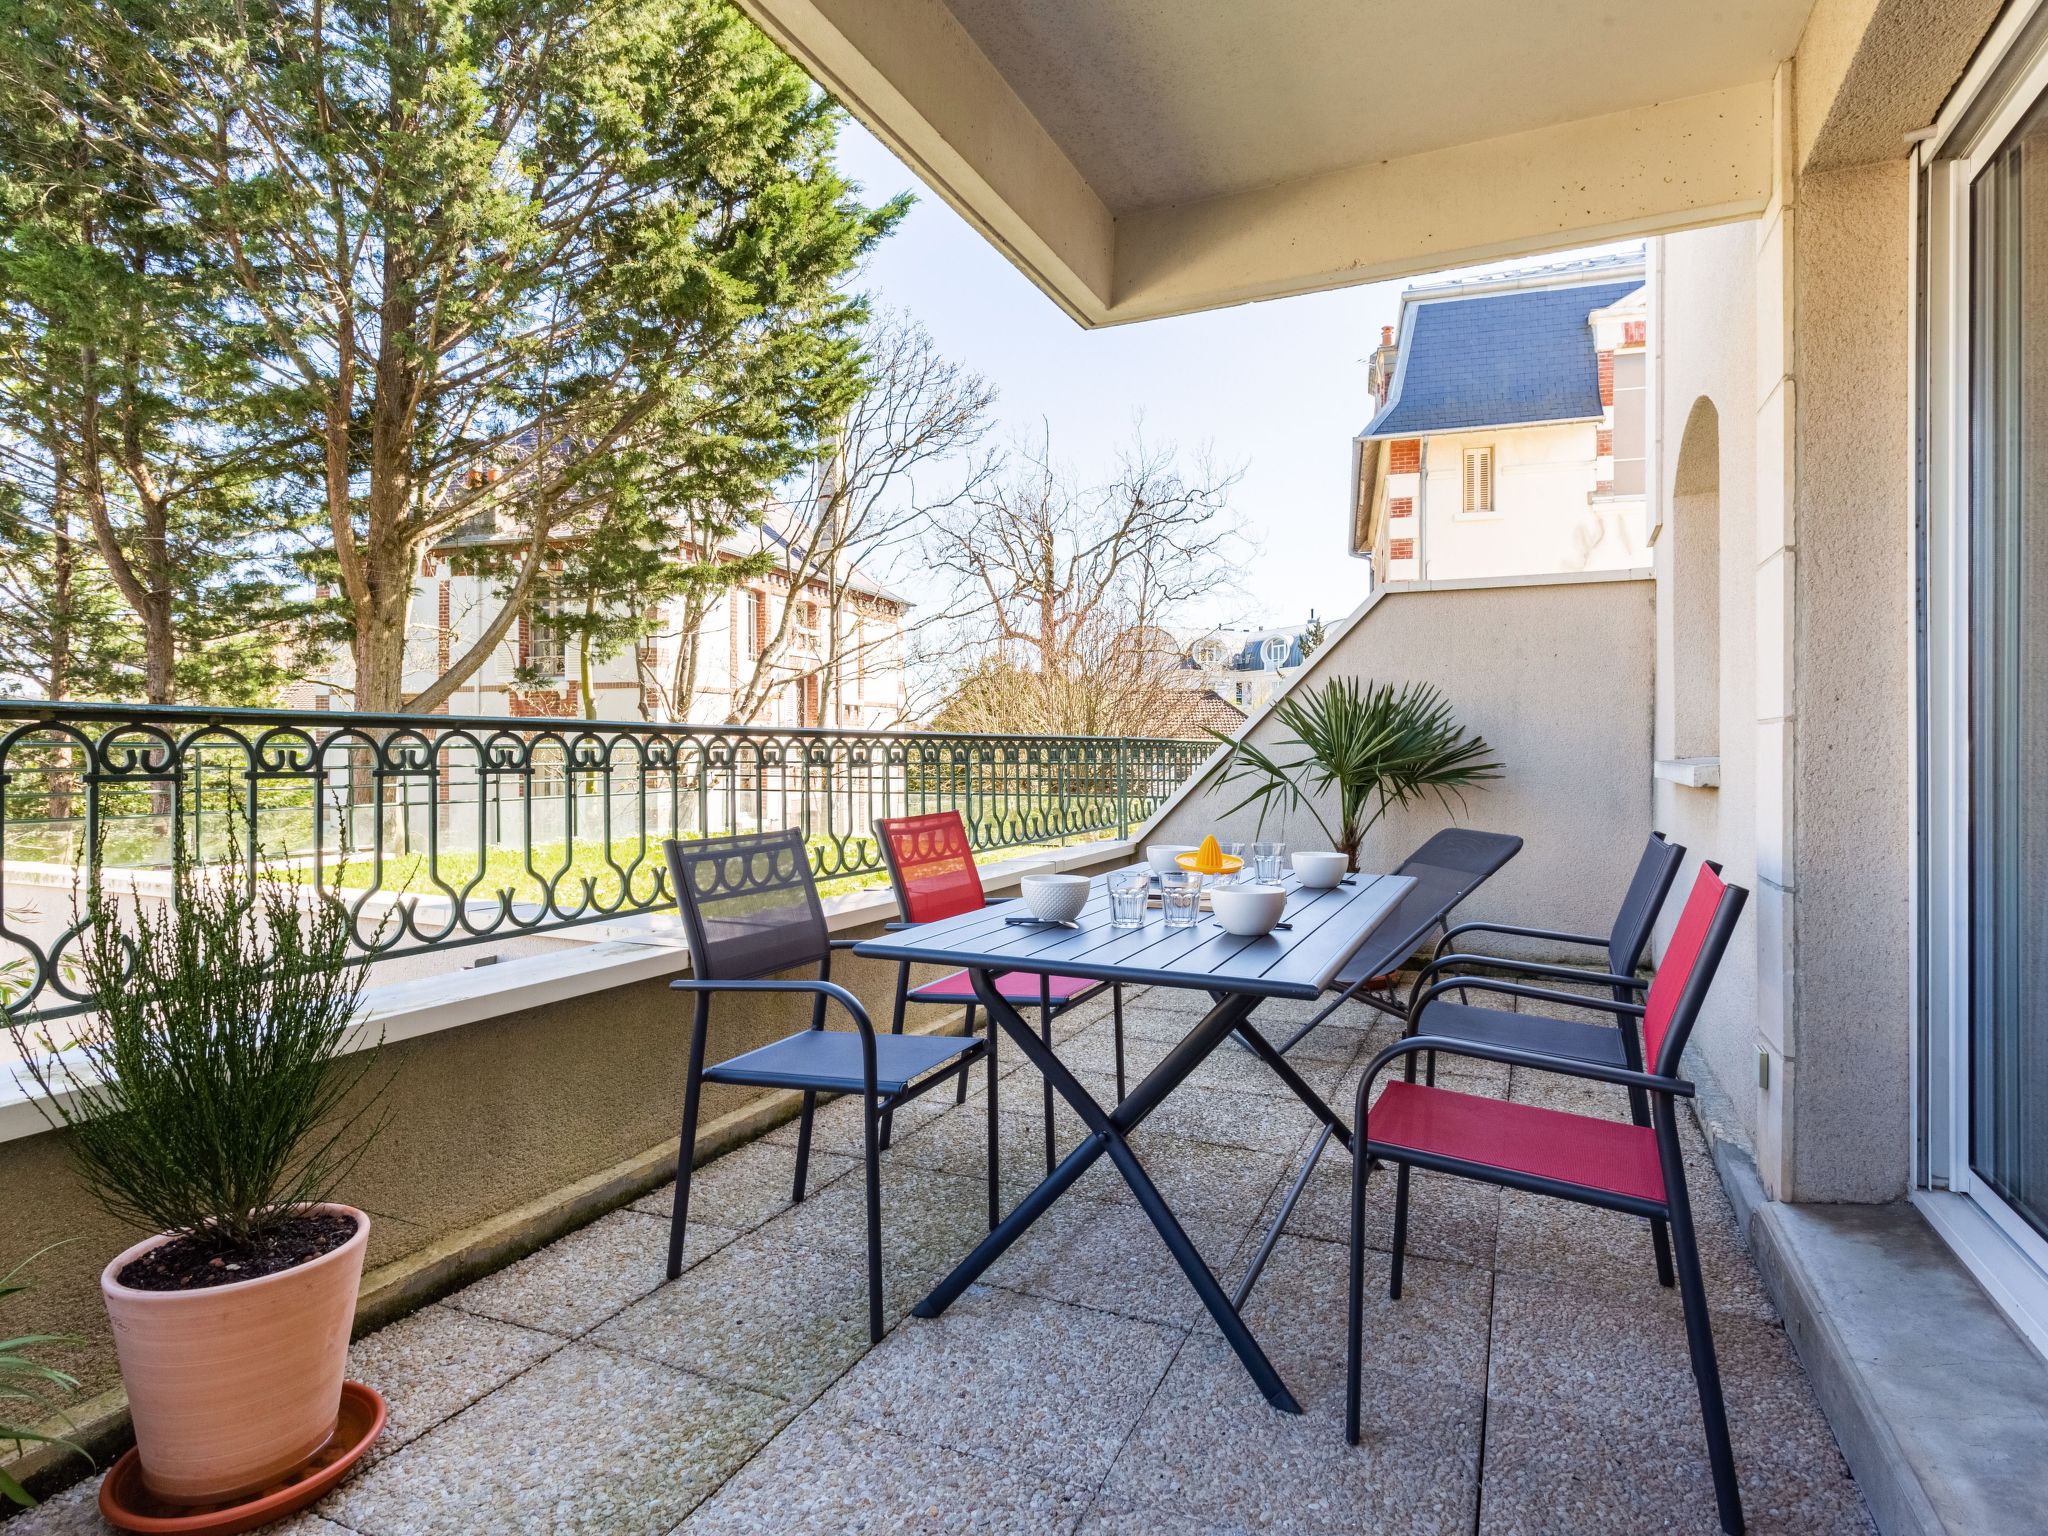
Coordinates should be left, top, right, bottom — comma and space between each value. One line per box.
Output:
1221, 841, 1251, 886
1252, 841, 1289, 882
1159, 870, 1202, 929
1108, 870, 1151, 929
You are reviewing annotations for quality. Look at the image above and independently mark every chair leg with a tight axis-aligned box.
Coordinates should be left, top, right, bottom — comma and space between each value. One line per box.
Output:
791, 1089, 818, 1204
1345, 1134, 1375, 1445
1388, 1162, 1413, 1300
984, 1012, 1001, 1231
1112, 984, 1127, 1103
1662, 1122, 1745, 1534
879, 964, 910, 1150
668, 995, 711, 1281
1625, 1082, 1677, 1288
862, 1092, 885, 1345
957, 1003, 975, 1105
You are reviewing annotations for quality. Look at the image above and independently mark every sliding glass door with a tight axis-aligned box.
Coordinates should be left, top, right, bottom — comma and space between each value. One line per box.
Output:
1969, 94, 2048, 1239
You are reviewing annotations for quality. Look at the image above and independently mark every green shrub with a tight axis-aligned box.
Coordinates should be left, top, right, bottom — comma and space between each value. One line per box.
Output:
11, 859, 387, 1253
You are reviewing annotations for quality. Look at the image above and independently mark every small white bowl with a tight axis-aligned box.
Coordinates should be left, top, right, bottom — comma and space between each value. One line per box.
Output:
1019, 874, 1091, 924
1291, 851, 1348, 889
1211, 883, 1287, 937
1145, 844, 1196, 876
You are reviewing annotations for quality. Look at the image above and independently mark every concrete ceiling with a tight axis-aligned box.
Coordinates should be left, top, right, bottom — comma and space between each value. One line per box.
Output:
740, 0, 1812, 324
943, 0, 1811, 212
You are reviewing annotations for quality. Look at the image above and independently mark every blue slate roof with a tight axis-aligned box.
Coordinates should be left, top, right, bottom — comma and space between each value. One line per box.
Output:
1364, 279, 1643, 438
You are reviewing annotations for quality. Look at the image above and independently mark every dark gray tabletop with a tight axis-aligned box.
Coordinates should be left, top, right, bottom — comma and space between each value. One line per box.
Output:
854, 869, 1415, 1001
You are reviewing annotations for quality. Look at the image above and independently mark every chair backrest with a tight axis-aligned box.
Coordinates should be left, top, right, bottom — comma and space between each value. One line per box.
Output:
1607, 831, 1687, 977
1640, 862, 1747, 1077
1337, 827, 1525, 984
874, 812, 986, 925
664, 830, 828, 981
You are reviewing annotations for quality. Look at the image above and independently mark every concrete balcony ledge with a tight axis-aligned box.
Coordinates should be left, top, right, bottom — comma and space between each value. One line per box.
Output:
0, 836, 1139, 1146
1686, 1068, 2048, 1536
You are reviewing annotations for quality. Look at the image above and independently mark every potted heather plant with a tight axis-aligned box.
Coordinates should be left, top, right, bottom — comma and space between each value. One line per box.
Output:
11, 857, 387, 1507
1209, 677, 1503, 872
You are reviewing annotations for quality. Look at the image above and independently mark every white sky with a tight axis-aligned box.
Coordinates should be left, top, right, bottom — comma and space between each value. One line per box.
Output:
833, 121, 1407, 636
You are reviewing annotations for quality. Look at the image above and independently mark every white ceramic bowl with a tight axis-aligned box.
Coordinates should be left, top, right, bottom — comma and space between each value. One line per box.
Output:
1019, 874, 1091, 924
1210, 883, 1287, 937
1291, 851, 1348, 889
1146, 844, 1196, 876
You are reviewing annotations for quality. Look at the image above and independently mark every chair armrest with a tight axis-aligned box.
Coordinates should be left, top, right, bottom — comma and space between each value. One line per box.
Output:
828, 937, 872, 949
1407, 975, 1645, 1028
669, 976, 875, 1038
1354, 1034, 1690, 1123
1433, 920, 1609, 960
1407, 952, 1646, 1008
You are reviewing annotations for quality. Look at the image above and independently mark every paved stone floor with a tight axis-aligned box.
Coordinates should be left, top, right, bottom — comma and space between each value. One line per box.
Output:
19, 988, 1871, 1535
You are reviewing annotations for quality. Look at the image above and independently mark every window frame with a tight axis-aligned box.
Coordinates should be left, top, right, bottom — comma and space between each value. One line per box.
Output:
1457, 444, 1498, 519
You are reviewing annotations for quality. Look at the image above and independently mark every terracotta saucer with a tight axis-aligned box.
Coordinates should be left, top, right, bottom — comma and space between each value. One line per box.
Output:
99, 1381, 386, 1535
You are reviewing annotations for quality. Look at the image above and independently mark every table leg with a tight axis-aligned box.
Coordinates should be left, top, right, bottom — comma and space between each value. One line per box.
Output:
916, 971, 1303, 1414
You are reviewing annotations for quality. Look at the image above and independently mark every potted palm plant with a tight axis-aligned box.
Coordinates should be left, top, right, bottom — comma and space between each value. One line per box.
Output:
11, 857, 386, 1508
1209, 677, 1502, 871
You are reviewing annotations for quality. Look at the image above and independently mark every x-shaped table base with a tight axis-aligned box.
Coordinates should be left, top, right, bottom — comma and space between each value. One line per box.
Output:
912, 970, 1354, 1413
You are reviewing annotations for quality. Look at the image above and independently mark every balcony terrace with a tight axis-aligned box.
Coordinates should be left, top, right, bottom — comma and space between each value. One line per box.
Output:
11, 981, 1865, 1536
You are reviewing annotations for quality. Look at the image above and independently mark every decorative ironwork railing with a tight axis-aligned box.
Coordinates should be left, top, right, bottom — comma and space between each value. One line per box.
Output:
0, 700, 1213, 1020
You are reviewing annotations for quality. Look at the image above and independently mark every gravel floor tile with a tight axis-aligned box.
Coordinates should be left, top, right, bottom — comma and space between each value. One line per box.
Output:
1124, 1078, 1322, 1154
1072, 1131, 1291, 1227
327, 1344, 783, 1536
763, 1088, 955, 1156
1487, 1271, 1832, 1453
1505, 1065, 1637, 1121
676, 1415, 1091, 1535
1476, 1397, 1872, 1536
348, 1303, 561, 1461
0, 1483, 356, 1536
450, 1208, 738, 1338
762, 1163, 995, 1302
884, 1100, 1073, 1209
590, 1230, 901, 1402
1493, 1168, 1776, 1324
1074, 1499, 1259, 1535
1097, 1336, 1481, 1536
816, 1288, 1183, 1484
990, 1199, 1252, 1327
1255, 1149, 1501, 1269
631, 1142, 858, 1231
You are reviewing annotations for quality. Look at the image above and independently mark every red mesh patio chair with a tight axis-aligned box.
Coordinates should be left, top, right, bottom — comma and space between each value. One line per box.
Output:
1394, 829, 1688, 1282
662, 831, 995, 1343
1346, 863, 1750, 1535
876, 812, 1124, 1174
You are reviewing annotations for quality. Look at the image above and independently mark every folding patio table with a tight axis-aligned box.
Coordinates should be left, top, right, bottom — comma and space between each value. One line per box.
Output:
854, 867, 1413, 1412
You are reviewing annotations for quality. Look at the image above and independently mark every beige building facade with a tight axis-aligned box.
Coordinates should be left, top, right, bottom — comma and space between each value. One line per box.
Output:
729, 2, 2048, 1525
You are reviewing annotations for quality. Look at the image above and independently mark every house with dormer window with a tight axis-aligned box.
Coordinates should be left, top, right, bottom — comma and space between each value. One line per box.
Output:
1352, 253, 1648, 585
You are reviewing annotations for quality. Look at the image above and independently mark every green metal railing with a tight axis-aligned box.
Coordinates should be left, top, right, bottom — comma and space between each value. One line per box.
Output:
0, 699, 1213, 1019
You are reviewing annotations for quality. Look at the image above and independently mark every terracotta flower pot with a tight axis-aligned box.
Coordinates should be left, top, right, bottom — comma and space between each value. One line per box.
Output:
100, 1205, 369, 1506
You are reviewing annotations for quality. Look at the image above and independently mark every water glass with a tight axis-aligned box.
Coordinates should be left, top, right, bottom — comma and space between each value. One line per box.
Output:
1159, 870, 1202, 929
1252, 841, 1289, 882
1221, 841, 1251, 886
1108, 870, 1151, 929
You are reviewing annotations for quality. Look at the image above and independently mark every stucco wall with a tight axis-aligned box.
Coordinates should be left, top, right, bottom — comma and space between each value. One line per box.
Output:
1148, 576, 1655, 945
1653, 220, 1761, 1148
1413, 424, 1644, 582
1786, 159, 1914, 1202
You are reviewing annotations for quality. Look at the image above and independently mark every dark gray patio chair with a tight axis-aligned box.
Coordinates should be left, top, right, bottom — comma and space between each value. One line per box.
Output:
1348, 863, 1750, 1534
1396, 830, 1686, 1280
661, 830, 994, 1343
